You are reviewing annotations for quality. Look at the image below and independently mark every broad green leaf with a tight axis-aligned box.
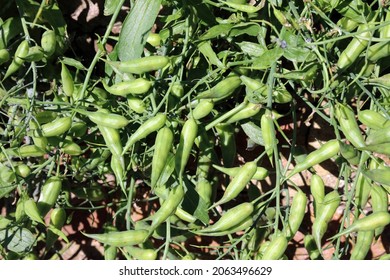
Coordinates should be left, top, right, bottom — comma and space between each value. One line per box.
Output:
118, 0, 161, 61
237, 41, 267, 57
279, 29, 315, 62
104, 0, 121, 16
241, 121, 264, 146
0, 227, 35, 254
229, 22, 261, 37
251, 47, 283, 69
0, 17, 22, 50
188, 0, 217, 26
200, 24, 233, 40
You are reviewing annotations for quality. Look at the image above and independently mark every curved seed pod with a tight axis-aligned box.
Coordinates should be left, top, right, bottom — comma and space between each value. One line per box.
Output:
332, 212, 390, 240
148, 185, 185, 235
195, 215, 253, 237
125, 246, 157, 260
286, 140, 340, 180
335, 103, 365, 148
350, 230, 374, 260
175, 118, 198, 177
310, 174, 325, 216
37, 177, 63, 217
210, 161, 257, 208
3, 39, 29, 81
370, 186, 389, 236
312, 190, 341, 250
61, 63, 74, 97
197, 202, 254, 233
41, 30, 56, 57
261, 233, 288, 260
196, 75, 242, 101
107, 56, 169, 75
38, 117, 72, 137
225, 102, 262, 124
86, 110, 129, 129
123, 113, 166, 154
151, 127, 174, 189
102, 78, 152, 96
284, 188, 307, 240
261, 109, 277, 165
98, 125, 122, 159
339, 140, 360, 165
82, 229, 149, 247
212, 164, 268, 180
191, 99, 214, 120
127, 96, 146, 114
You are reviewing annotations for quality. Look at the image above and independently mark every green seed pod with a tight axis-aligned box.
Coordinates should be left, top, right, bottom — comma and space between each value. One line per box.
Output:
86, 110, 129, 129
61, 63, 74, 97
38, 116, 72, 138
210, 161, 257, 208
191, 99, 214, 120
41, 30, 56, 57
98, 125, 123, 159
358, 109, 390, 130
335, 103, 365, 148
102, 78, 152, 96
366, 127, 390, 146
370, 186, 389, 236
284, 188, 307, 240
310, 174, 325, 216
286, 140, 340, 180
123, 113, 166, 154
196, 75, 242, 101
304, 234, 321, 260
37, 177, 62, 217
261, 233, 288, 260
350, 230, 374, 260
35, 111, 58, 124
355, 172, 372, 210
261, 109, 277, 165
148, 185, 185, 235
107, 56, 169, 75
146, 32, 161, 47
339, 140, 360, 165
175, 118, 198, 177
3, 39, 29, 80
312, 190, 341, 250
151, 127, 174, 189
332, 212, 390, 240
82, 229, 149, 247
17, 145, 46, 157
197, 202, 254, 233
225, 102, 262, 124
125, 246, 157, 260
127, 96, 146, 114
212, 164, 268, 180
0, 49, 10, 65
195, 178, 213, 208
14, 164, 31, 178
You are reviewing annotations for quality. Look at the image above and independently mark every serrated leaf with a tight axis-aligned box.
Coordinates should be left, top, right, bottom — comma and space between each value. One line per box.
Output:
118, 0, 161, 61
241, 121, 264, 146
0, 226, 35, 254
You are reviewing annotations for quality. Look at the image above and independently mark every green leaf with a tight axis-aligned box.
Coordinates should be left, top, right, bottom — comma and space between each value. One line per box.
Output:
241, 121, 264, 146
48, 225, 69, 244
198, 41, 224, 68
118, 0, 162, 61
251, 47, 283, 69
200, 24, 233, 40
104, 0, 120, 16
237, 41, 267, 57
229, 22, 261, 37
0, 226, 35, 254
0, 17, 22, 50
181, 178, 209, 225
